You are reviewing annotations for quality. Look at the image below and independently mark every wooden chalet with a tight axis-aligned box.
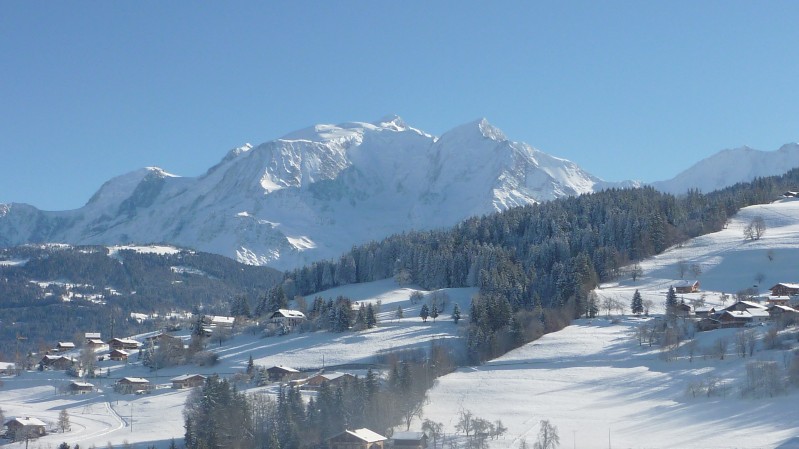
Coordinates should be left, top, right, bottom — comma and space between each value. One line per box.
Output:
674, 302, 692, 318
86, 338, 106, 349
56, 341, 76, 352
202, 315, 235, 329
171, 374, 206, 389
303, 372, 357, 389
267, 365, 300, 381
391, 432, 428, 449
116, 377, 153, 394
270, 309, 307, 329
769, 283, 799, 297
108, 337, 140, 351
69, 381, 94, 394
145, 333, 182, 346
40, 355, 73, 370
697, 317, 721, 332
673, 280, 700, 294
4, 417, 47, 439
109, 349, 130, 361
768, 304, 798, 320
693, 307, 716, 318
329, 428, 387, 449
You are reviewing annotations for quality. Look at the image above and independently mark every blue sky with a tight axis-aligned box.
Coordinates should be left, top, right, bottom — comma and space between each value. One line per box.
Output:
2, 2, 799, 210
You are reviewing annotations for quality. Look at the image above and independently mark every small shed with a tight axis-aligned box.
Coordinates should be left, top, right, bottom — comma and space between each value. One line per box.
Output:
5, 417, 47, 440
329, 428, 387, 449
70, 381, 94, 394
391, 432, 428, 449
267, 365, 300, 381
171, 374, 206, 389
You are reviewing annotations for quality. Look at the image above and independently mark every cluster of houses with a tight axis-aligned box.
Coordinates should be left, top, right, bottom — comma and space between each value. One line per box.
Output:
674, 282, 799, 331
328, 428, 428, 449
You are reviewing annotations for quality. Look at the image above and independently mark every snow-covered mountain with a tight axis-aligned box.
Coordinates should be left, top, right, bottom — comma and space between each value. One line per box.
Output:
651, 143, 799, 195
0, 116, 631, 269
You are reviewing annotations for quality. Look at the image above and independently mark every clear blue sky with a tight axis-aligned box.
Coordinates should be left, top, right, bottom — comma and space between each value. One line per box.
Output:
2, 1, 799, 210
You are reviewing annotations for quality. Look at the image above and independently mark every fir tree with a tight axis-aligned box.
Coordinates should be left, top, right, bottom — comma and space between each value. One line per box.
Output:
631, 289, 644, 315
666, 286, 678, 317
452, 303, 461, 324
420, 304, 430, 322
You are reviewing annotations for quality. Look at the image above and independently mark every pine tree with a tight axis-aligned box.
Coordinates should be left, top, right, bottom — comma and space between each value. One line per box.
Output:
666, 286, 678, 317
396, 305, 404, 320
452, 304, 461, 324
366, 303, 377, 328
631, 289, 644, 315
247, 354, 255, 376
420, 304, 430, 322
429, 303, 439, 322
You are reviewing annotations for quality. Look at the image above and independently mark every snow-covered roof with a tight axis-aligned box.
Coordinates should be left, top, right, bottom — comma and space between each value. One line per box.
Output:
120, 377, 150, 384
346, 428, 387, 443
392, 432, 426, 441
272, 309, 306, 319
770, 282, 799, 289
748, 309, 770, 318
58, 341, 75, 348
211, 316, 235, 324
0, 361, 15, 370
87, 338, 105, 345
317, 372, 352, 381
268, 365, 299, 373
769, 304, 798, 312
7, 417, 46, 427
71, 381, 94, 388
171, 374, 206, 382
109, 337, 140, 344
673, 280, 699, 287
739, 300, 768, 310
110, 349, 130, 355
85, 332, 101, 339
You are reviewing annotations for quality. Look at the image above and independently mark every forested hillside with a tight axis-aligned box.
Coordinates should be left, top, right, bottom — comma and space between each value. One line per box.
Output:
0, 245, 282, 357
281, 169, 799, 361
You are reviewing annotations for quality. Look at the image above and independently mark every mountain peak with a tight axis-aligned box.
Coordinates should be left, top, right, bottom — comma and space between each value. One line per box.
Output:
373, 114, 407, 130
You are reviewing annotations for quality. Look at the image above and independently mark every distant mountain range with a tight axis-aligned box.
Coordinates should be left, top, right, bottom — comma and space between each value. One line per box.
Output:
0, 116, 796, 269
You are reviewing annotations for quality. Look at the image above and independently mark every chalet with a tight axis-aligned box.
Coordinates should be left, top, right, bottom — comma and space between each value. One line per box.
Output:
768, 304, 798, 320
69, 381, 94, 394
116, 377, 153, 394
56, 341, 76, 352
303, 372, 357, 390
40, 355, 73, 370
4, 417, 47, 440
267, 365, 300, 381
108, 337, 140, 351
725, 301, 768, 313
718, 310, 749, 328
694, 307, 716, 318
391, 432, 428, 449
769, 283, 799, 297
329, 428, 387, 449
109, 349, 130, 361
270, 309, 307, 329
85, 332, 101, 342
697, 317, 721, 332
202, 315, 235, 329
171, 374, 206, 389
673, 280, 700, 294
674, 301, 692, 318
144, 333, 182, 347
86, 338, 106, 349
782, 191, 799, 198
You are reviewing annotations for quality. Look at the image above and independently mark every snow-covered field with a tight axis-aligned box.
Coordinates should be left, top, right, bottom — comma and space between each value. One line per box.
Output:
3, 200, 799, 448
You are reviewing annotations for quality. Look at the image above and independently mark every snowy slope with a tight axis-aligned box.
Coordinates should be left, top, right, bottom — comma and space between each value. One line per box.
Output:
0, 117, 629, 270
651, 143, 799, 195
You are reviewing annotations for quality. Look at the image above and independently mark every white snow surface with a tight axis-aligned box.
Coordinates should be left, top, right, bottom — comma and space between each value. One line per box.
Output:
0, 117, 629, 270
5, 202, 799, 448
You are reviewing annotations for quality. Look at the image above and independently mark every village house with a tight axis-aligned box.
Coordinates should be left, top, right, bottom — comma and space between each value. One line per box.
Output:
108, 337, 140, 351
769, 282, 799, 297
4, 417, 47, 440
69, 381, 94, 394
329, 428, 387, 449
391, 432, 428, 449
267, 365, 301, 382
115, 377, 153, 394
202, 315, 235, 329
109, 349, 130, 361
270, 309, 307, 329
39, 355, 73, 370
673, 280, 700, 294
693, 306, 716, 318
768, 304, 798, 321
85, 332, 101, 342
55, 341, 75, 352
86, 338, 106, 349
171, 374, 206, 389
674, 301, 692, 318
303, 372, 357, 390
144, 333, 182, 347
